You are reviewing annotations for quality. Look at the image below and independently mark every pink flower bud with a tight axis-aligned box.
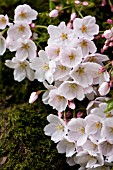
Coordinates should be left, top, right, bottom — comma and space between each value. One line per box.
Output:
49, 9, 58, 18
103, 45, 108, 51
107, 19, 113, 24
101, 34, 105, 38
68, 101, 76, 110
70, 12, 76, 21
104, 30, 112, 39
109, 42, 113, 47
67, 22, 73, 29
29, 92, 38, 103
98, 82, 110, 96
77, 111, 83, 118
30, 23, 35, 28
82, 1, 88, 6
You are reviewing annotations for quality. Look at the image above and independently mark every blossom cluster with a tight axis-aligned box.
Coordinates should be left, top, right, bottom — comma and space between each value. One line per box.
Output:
1, 4, 113, 170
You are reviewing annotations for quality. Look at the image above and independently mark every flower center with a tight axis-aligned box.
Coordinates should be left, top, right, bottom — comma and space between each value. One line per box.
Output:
80, 40, 87, 47
20, 62, 27, 69
69, 53, 75, 61
77, 67, 84, 75
18, 25, 26, 32
61, 33, 68, 40
0, 17, 6, 24
80, 127, 85, 134
22, 43, 30, 50
81, 24, 87, 33
19, 11, 27, 19
58, 65, 66, 71
55, 48, 60, 55
69, 83, 77, 90
43, 64, 49, 70
95, 122, 102, 129
57, 124, 64, 130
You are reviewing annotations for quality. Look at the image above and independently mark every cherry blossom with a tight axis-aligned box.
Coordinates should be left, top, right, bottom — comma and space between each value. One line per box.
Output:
14, 4, 38, 24
5, 57, 35, 82
44, 114, 67, 143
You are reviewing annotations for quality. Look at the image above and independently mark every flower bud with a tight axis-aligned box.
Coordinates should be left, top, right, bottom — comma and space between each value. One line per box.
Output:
82, 1, 88, 6
98, 82, 110, 96
29, 92, 38, 103
107, 19, 113, 24
49, 9, 58, 18
104, 30, 112, 39
70, 12, 76, 21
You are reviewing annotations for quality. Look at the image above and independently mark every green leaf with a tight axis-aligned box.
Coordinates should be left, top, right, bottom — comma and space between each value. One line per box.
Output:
104, 99, 113, 113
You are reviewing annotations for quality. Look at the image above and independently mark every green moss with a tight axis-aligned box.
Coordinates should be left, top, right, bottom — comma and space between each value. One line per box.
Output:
0, 101, 78, 170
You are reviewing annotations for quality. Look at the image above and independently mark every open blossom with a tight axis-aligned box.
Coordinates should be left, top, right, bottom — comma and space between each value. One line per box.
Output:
83, 53, 109, 65
58, 81, 85, 101
47, 21, 73, 46
73, 15, 99, 40
59, 47, 83, 68
15, 38, 37, 61
75, 151, 104, 169
44, 114, 67, 143
45, 44, 61, 61
85, 114, 103, 141
5, 57, 34, 82
7, 22, 32, 42
101, 118, 113, 141
90, 102, 113, 119
73, 38, 97, 58
14, 4, 38, 24
98, 139, 113, 157
56, 137, 76, 157
67, 118, 87, 146
30, 50, 56, 84
0, 14, 9, 29
53, 61, 71, 81
70, 62, 101, 88
48, 88, 68, 112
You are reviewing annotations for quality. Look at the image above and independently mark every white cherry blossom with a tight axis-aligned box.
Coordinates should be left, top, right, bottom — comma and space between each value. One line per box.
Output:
30, 50, 56, 84
75, 151, 104, 169
70, 62, 101, 88
73, 15, 99, 40
101, 118, 113, 141
5, 57, 34, 82
14, 4, 38, 24
47, 21, 74, 46
58, 81, 85, 101
98, 139, 113, 157
7, 22, 32, 41
67, 118, 87, 146
0, 14, 9, 29
73, 38, 97, 58
15, 38, 37, 61
56, 137, 76, 157
48, 88, 68, 112
85, 114, 103, 141
59, 47, 83, 68
44, 114, 67, 143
